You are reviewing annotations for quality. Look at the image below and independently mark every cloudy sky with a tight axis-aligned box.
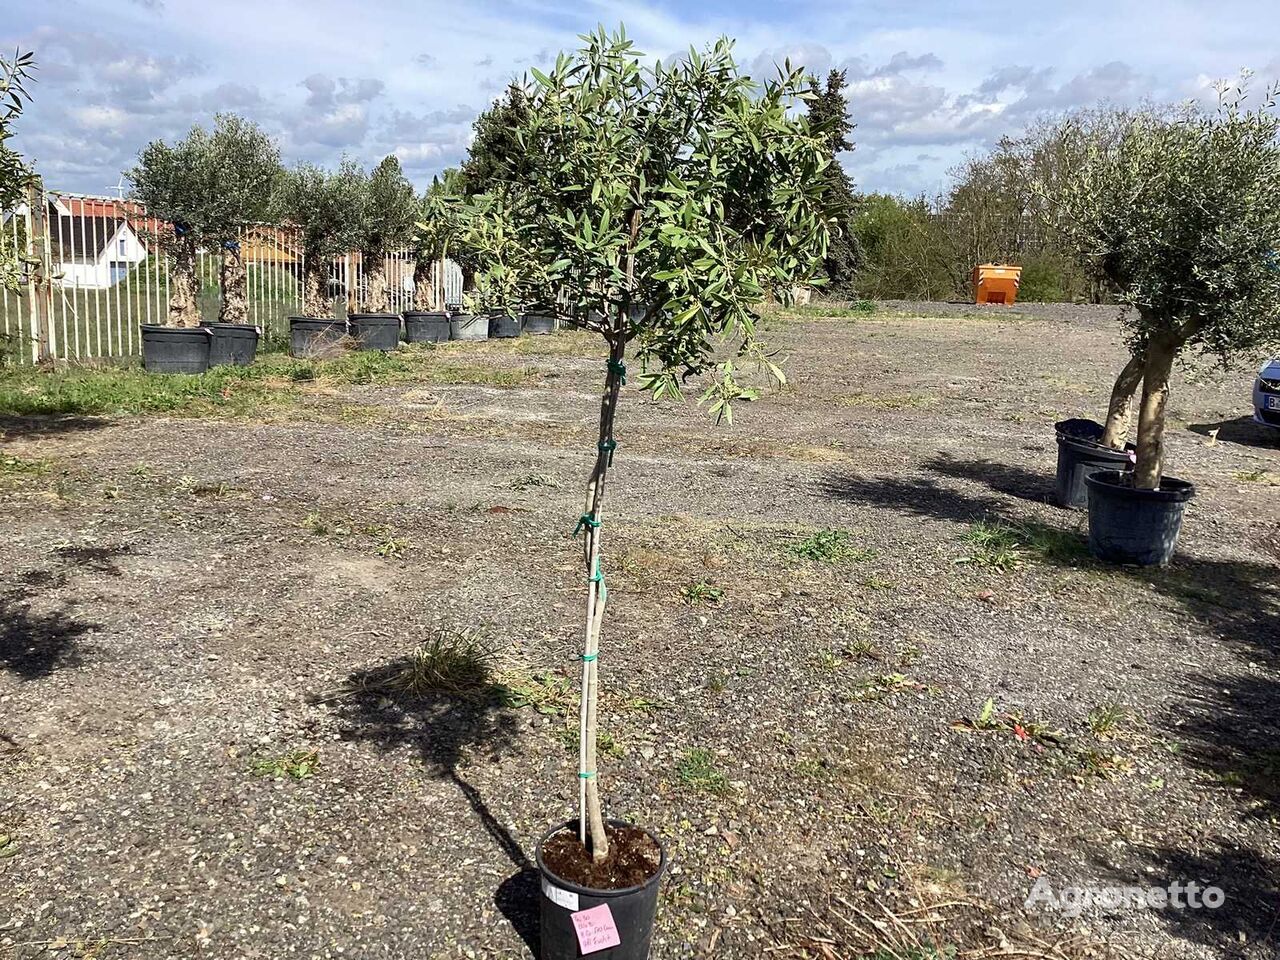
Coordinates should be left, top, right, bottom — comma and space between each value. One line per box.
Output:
7, 0, 1280, 199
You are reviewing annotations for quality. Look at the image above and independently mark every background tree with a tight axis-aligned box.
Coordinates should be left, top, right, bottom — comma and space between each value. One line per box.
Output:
413, 167, 465, 310
1058, 77, 1280, 487
0, 50, 35, 293
459, 83, 534, 196
275, 160, 364, 317
354, 155, 417, 312
205, 115, 281, 323
458, 27, 832, 862
806, 70, 860, 295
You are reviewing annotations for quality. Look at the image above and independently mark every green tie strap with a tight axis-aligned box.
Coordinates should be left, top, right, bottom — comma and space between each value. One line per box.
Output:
598, 438, 617, 466
573, 513, 601, 537
578, 771, 596, 779
607, 359, 628, 385
580, 652, 598, 662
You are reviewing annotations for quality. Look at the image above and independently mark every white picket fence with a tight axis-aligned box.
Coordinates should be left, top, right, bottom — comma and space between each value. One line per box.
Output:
1, 189, 462, 365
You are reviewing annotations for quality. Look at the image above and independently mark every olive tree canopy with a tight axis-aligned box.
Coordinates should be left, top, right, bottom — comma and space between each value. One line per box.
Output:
275, 159, 365, 316
354, 155, 417, 311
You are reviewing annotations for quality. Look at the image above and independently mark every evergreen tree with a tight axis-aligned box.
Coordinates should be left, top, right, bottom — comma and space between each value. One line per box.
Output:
460, 83, 533, 196
806, 70, 861, 294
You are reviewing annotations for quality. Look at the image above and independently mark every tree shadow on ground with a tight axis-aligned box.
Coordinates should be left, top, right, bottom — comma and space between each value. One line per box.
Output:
0, 414, 112, 440
1187, 416, 1280, 450
924, 452, 1055, 504
821, 470, 1008, 526
0, 594, 96, 680
321, 655, 539, 955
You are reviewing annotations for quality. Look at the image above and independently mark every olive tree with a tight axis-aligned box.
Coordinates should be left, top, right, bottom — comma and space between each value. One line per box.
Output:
459, 28, 832, 861
130, 114, 280, 326
354, 155, 417, 312
275, 159, 364, 317
1059, 78, 1280, 487
0, 50, 35, 293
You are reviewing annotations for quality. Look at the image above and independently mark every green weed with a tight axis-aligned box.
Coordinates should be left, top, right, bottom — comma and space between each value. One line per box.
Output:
676, 748, 731, 795
680, 581, 725, 605
788, 529, 875, 563
249, 749, 320, 780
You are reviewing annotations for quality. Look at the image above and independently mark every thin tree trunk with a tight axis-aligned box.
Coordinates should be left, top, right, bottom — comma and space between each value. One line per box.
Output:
302, 261, 329, 317
167, 237, 201, 328
365, 253, 389, 312
1100, 350, 1145, 449
218, 243, 248, 324
577, 332, 627, 862
1133, 336, 1177, 490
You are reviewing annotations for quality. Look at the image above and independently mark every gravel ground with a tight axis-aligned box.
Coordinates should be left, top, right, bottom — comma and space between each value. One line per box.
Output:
1, 302, 1277, 960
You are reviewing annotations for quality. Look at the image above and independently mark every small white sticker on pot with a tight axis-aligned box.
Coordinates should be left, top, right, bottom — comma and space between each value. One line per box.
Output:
542, 878, 579, 912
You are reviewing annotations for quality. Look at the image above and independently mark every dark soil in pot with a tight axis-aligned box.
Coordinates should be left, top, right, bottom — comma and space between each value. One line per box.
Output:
449, 314, 489, 341
289, 316, 347, 358
347, 313, 401, 351
201, 322, 259, 367
489, 314, 523, 338
403, 311, 451, 343
140, 325, 212, 374
1054, 418, 1134, 509
524, 312, 557, 335
1085, 468, 1196, 567
537, 820, 665, 960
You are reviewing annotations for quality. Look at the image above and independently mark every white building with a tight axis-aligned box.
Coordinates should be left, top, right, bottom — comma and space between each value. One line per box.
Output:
6, 195, 152, 289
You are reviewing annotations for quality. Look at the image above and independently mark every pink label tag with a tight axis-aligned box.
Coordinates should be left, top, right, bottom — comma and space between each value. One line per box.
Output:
570, 903, 622, 954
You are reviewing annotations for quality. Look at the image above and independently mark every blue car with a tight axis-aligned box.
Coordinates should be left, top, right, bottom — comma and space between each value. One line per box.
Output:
1255, 358, 1280, 428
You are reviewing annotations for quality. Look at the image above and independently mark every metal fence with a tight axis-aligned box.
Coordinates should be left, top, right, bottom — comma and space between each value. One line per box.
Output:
1, 188, 463, 365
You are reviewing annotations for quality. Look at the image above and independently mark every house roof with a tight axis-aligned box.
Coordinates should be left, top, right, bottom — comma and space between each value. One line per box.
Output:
50, 215, 128, 263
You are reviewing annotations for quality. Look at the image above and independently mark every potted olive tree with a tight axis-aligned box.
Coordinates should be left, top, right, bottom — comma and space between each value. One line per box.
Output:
275, 159, 364, 357
349, 155, 417, 350
460, 28, 832, 956
130, 125, 215, 372
203, 114, 280, 364
1059, 78, 1280, 565
406, 170, 465, 343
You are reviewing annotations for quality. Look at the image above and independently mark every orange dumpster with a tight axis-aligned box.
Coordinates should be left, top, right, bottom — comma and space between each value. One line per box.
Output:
973, 263, 1022, 305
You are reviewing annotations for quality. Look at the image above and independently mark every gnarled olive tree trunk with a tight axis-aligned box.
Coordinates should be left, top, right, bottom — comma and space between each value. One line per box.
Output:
1133, 335, 1178, 489
364, 252, 389, 312
411, 257, 434, 310
576, 331, 628, 862
1100, 350, 1146, 449
302, 259, 330, 317
218, 243, 248, 324
167, 236, 201, 328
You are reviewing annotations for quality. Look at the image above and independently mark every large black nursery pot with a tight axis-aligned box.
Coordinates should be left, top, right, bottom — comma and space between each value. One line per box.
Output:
1054, 418, 1135, 509
524, 312, 557, 335
201, 321, 260, 367
403, 310, 451, 344
289, 316, 347, 358
140, 324, 212, 374
1085, 468, 1195, 567
449, 313, 489, 341
347, 312, 402, 351
489, 313, 524, 339
536, 820, 667, 960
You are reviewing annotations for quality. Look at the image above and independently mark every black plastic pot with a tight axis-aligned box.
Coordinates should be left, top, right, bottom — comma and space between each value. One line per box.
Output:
1054, 418, 1135, 510
140, 325, 212, 374
489, 314, 524, 338
1085, 469, 1196, 567
348, 313, 402, 351
524, 312, 557, 335
449, 314, 489, 341
201, 322, 260, 367
536, 820, 667, 960
403, 311, 451, 344
289, 316, 347, 357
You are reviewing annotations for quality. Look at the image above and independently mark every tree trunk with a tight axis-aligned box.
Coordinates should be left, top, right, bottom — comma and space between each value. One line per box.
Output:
218, 243, 249, 324
167, 237, 201, 328
302, 261, 329, 318
1133, 336, 1177, 490
365, 253, 389, 312
412, 257, 433, 310
1100, 350, 1145, 449
576, 332, 627, 863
